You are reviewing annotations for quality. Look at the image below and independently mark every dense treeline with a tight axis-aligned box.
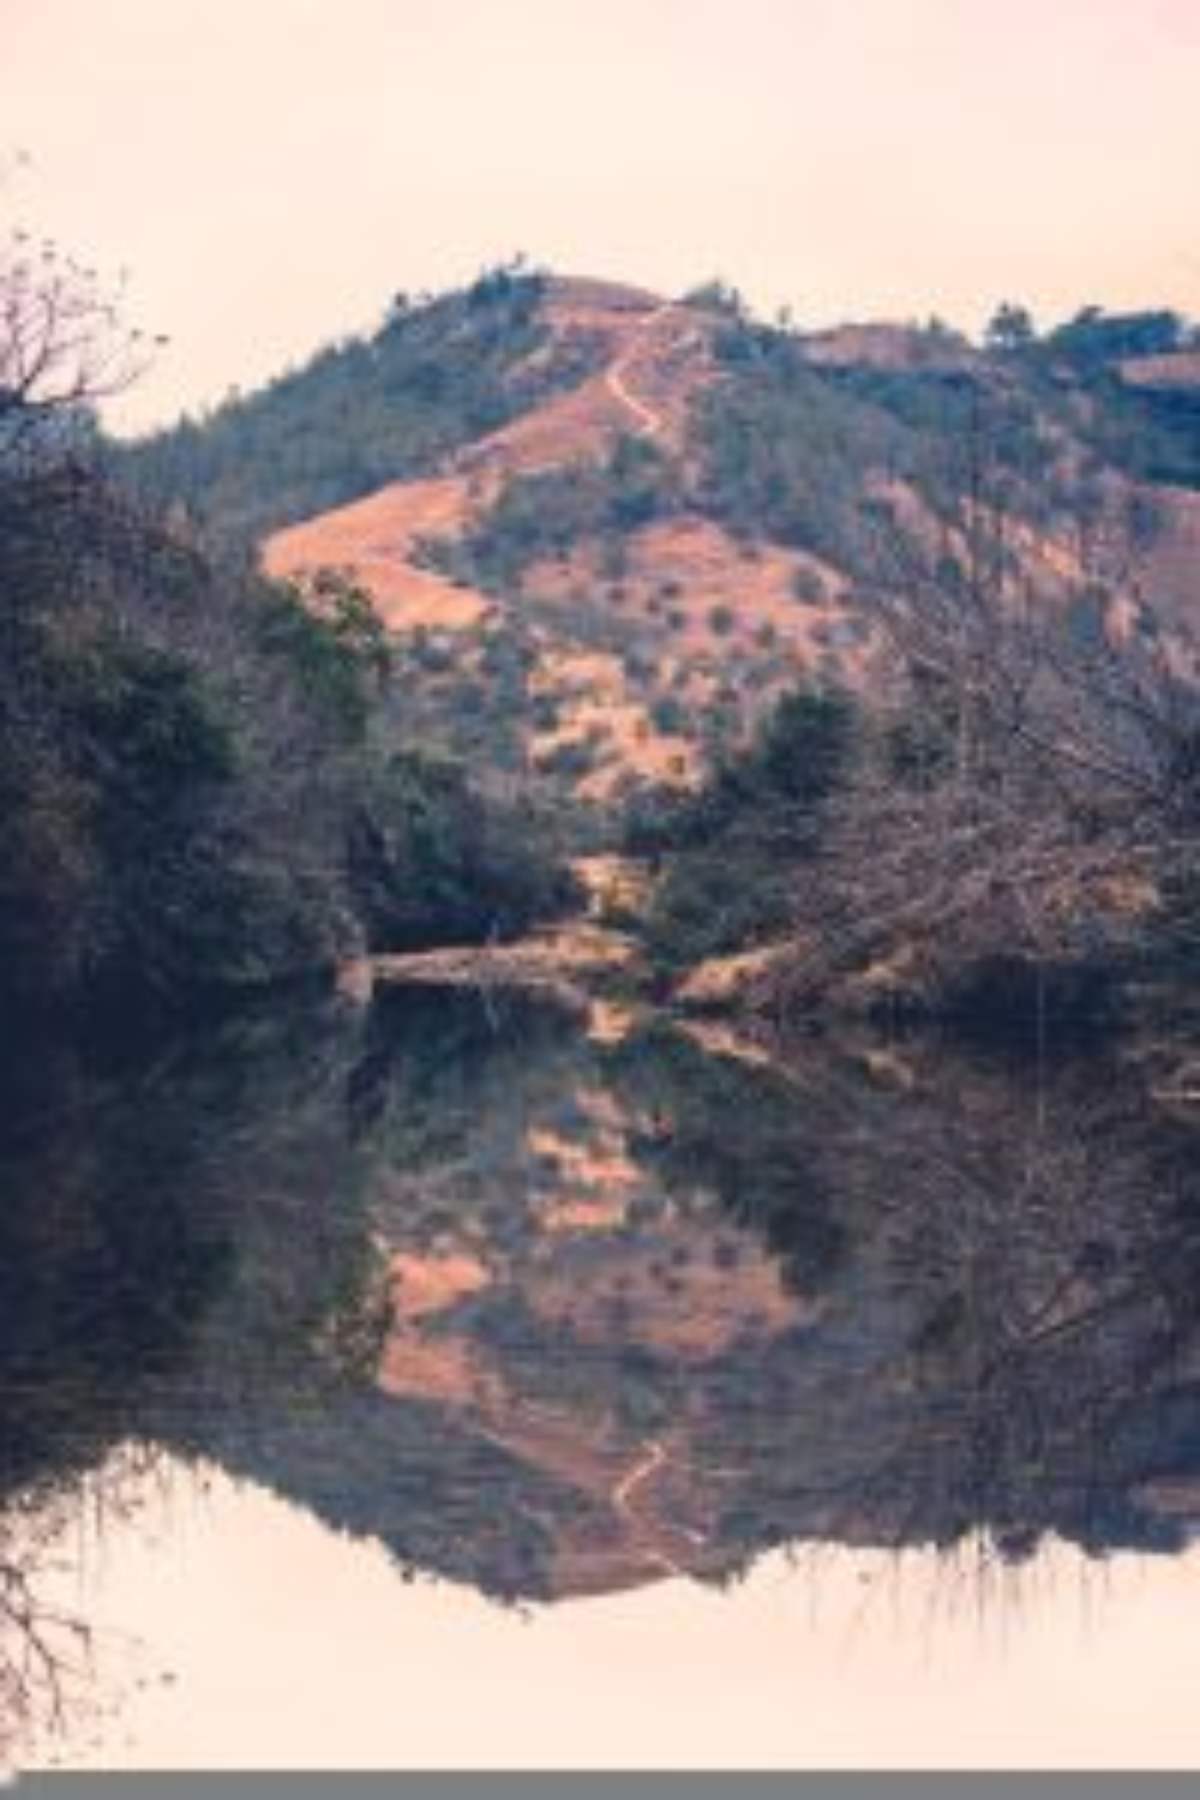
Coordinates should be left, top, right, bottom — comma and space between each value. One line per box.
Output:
988, 302, 1200, 490
0, 467, 363, 1013
0, 241, 577, 1024
0, 465, 576, 1020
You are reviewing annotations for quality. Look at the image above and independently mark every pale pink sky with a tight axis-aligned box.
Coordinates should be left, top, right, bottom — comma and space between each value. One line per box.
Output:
4, 0, 1199, 433
32, 1458, 1200, 1770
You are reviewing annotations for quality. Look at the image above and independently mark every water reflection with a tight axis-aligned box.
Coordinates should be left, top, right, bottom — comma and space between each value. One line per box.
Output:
4, 990, 1200, 1762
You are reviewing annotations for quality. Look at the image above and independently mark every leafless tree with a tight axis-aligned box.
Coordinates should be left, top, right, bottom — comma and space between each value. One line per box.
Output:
0, 1515, 92, 1766
0, 225, 156, 466
777, 395, 1200, 1006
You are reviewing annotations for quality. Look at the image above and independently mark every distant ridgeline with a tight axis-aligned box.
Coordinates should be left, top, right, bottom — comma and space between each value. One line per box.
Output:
116, 285, 1200, 556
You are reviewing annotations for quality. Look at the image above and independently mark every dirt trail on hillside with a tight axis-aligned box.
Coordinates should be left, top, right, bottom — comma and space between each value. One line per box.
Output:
264, 284, 849, 806
603, 302, 680, 438
263, 289, 702, 628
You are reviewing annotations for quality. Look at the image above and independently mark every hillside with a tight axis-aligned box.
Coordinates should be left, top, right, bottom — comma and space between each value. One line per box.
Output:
101, 275, 1200, 1027
117, 275, 1200, 844
260, 276, 850, 807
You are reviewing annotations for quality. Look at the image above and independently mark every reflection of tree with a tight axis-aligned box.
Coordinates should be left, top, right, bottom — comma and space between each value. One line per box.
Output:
675, 1034, 1200, 1568
9, 989, 1200, 1755
0, 996, 379, 1762
606, 1026, 850, 1296
187, 989, 616, 1604
0, 1527, 90, 1764
0, 1440, 181, 1766
206, 1006, 1200, 1601
0, 984, 597, 1710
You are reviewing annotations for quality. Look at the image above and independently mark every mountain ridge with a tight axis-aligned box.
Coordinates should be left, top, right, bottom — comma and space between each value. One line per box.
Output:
115, 269, 1200, 827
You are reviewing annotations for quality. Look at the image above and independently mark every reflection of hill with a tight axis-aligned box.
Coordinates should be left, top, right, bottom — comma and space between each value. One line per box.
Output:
8, 996, 1200, 1644
166, 1008, 1200, 1603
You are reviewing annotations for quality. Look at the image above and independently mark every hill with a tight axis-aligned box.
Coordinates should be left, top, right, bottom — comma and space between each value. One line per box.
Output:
115, 276, 1200, 837
80, 995, 1200, 1604
108, 276, 1200, 1019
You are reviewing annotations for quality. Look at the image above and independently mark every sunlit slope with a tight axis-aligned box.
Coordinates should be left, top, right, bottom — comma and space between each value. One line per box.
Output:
122, 274, 1200, 815
260, 277, 884, 805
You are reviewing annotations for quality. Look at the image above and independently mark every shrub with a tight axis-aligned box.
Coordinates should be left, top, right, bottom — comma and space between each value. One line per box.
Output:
790, 564, 826, 603
347, 749, 580, 951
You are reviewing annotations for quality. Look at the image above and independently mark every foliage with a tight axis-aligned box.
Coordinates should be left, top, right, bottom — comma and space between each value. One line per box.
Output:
0, 465, 372, 1014
1046, 306, 1188, 367
424, 432, 678, 592
688, 324, 917, 573
109, 265, 599, 545
979, 303, 1200, 490
0, 470, 581, 1013
628, 686, 856, 968
984, 301, 1036, 352
347, 748, 580, 951
255, 570, 392, 740
680, 278, 747, 319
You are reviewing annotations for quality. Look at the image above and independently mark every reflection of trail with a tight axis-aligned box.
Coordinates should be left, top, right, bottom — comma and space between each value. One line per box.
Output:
470, 1406, 706, 1585
604, 303, 677, 439
611, 1438, 701, 1580
612, 1437, 669, 1515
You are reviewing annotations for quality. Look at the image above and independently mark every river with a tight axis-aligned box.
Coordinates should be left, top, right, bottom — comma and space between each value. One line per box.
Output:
4, 986, 1200, 1768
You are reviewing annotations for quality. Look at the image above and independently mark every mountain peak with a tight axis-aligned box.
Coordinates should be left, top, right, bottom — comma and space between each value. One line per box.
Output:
540, 274, 667, 314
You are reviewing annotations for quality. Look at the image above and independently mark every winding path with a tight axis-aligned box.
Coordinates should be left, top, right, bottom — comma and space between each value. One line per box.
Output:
612, 1437, 670, 1515
611, 1437, 705, 1579
603, 303, 679, 439
455, 1401, 715, 1587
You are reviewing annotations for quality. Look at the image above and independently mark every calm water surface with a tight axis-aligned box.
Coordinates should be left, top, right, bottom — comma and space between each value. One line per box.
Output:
4, 989, 1200, 1768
